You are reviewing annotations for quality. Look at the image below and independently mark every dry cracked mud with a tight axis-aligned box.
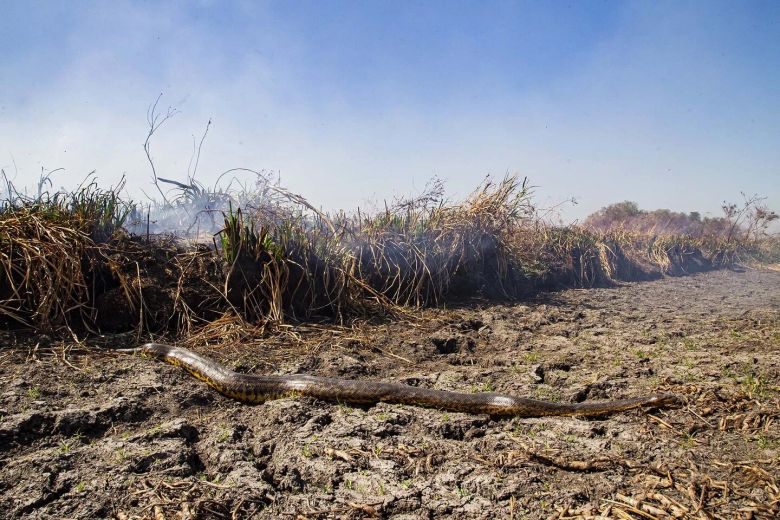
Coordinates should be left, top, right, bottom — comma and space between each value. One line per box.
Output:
1, 268, 779, 519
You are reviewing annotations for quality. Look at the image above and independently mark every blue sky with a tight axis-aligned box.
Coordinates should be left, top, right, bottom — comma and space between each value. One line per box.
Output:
1, 0, 778, 222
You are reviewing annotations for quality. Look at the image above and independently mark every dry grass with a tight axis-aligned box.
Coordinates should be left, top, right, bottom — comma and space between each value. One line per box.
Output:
0, 176, 132, 330
0, 207, 91, 329
0, 173, 775, 335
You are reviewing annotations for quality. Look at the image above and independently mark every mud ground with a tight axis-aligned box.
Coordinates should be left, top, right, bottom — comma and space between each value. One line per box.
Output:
1, 268, 778, 519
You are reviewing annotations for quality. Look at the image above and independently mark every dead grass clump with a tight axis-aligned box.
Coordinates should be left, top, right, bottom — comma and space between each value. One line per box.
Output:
527, 227, 617, 287
347, 175, 535, 304
0, 207, 92, 330
216, 204, 395, 326
0, 172, 131, 330
0, 176, 132, 331
744, 235, 780, 265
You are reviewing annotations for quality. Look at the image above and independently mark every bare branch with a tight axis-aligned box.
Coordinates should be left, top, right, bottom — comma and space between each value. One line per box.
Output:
143, 93, 180, 204
187, 118, 211, 182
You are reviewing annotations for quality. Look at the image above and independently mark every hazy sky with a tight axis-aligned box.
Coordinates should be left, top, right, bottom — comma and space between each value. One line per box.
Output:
1, 0, 778, 222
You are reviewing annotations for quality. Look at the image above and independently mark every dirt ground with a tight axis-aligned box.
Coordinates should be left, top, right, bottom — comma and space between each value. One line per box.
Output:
1, 268, 778, 519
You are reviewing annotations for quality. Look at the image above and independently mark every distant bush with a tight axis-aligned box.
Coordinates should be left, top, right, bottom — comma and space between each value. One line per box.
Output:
583, 201, 732, 237
584, 197, 777, 245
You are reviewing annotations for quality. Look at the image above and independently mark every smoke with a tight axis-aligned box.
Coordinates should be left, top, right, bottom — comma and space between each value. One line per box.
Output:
123, 169, 293, 239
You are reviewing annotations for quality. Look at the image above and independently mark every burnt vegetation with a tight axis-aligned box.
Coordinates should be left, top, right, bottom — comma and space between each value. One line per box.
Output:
1, 168, 777, 337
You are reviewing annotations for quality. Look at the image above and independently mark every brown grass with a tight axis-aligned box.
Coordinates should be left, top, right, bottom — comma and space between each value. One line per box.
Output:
0, 174, 775, 335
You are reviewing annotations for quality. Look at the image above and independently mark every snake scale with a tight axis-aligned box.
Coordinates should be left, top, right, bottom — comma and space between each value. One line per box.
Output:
121, 343, 678, 417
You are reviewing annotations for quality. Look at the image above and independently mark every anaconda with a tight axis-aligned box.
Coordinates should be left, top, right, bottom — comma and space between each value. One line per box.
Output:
121, 343, 679, 417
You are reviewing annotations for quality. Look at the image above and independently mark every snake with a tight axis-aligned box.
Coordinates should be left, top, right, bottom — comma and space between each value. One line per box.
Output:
120, 343, 679, 417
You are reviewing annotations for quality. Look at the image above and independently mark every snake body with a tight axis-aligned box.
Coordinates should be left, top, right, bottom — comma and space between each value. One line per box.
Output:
123, 343, 678, 417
